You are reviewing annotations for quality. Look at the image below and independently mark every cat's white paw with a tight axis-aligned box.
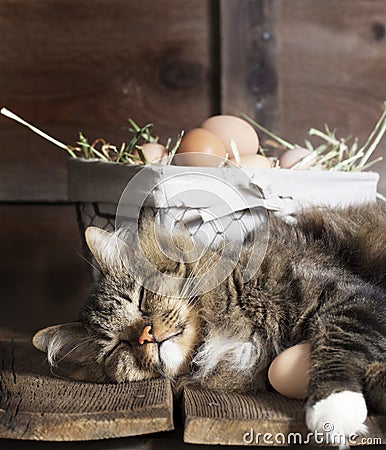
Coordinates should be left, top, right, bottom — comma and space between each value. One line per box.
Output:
306, 391, 368, 444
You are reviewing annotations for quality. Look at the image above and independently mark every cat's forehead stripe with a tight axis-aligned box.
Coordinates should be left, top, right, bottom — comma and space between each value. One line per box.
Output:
118, 292, 132, 302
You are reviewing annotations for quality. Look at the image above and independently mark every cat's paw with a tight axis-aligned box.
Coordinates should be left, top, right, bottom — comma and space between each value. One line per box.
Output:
306, 391, 368, 445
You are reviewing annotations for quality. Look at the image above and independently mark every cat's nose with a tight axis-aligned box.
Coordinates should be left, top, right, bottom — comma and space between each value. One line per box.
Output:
139, 325, 154, 345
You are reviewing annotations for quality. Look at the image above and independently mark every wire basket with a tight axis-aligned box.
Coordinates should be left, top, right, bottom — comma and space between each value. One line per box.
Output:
68, 158, 379, 281
75, 199, 263, 282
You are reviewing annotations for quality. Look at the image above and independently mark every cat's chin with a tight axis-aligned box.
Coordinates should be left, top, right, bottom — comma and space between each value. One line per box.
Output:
159, 340, 186, 376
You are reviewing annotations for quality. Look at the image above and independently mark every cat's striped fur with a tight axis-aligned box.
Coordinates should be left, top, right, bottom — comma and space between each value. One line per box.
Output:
33, 203, 386, 440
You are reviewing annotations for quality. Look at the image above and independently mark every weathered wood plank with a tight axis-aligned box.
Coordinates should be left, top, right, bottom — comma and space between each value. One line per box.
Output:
0, 339, 173, 440
0, 0, 218, 201
0, 429, 385, 450
220, 0, 279, 129
183, 385, 386, 446
276, 0, 386, 195
221, 0, 386, 194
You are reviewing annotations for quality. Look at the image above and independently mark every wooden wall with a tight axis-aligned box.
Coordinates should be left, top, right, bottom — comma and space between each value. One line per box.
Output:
0, 0, 219, 201
221, 0, 386, 193
1, 0, 386, 332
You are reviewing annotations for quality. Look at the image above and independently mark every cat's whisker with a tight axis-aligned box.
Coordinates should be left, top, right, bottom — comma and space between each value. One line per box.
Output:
75, 250, 101, 274
155, 358, 173, 381
187, 241, 236, 299
51, 336, 95, 365
169, 298, 192, 319
179, 243, 212, 298
49, 365, 75, 381
176, 301, 194, 318
179, 264, 201, 299
180, 255, 213, 299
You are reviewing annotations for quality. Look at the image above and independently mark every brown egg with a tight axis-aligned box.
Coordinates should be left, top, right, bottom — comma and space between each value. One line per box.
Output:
230, 154, 272, 169
201, 115, 259, 156
133, 143, 167, 164
174, 128, 227, 167
268, 343, 311, 399
279, 147, 315, 169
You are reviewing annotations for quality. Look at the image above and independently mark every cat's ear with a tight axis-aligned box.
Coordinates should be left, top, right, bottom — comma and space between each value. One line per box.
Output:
85, 226, 129, 273
32, 322, 106, 381
32, 322, 88, 358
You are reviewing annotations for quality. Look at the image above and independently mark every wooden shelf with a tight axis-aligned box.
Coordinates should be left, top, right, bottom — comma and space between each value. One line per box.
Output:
183, 386, 385, 446
1, 337, 385, 446
0, 339, 173, 441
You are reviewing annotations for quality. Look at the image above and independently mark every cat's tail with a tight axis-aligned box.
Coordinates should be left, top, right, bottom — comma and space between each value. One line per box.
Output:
363, 362, 386, 415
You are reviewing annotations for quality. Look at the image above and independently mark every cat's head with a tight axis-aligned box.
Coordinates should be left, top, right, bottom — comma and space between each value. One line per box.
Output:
32, 224, 202, 383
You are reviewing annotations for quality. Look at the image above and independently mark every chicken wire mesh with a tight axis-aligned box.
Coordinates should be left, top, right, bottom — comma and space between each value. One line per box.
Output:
75, 200, 266, 283
69, 159, 379, 289
75, 202, 115, 280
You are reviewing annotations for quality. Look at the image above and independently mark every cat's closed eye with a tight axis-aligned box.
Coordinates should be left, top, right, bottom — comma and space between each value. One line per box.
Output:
119, 293, 133, 303
137, 286, 146, 314
105, 339, 132, 359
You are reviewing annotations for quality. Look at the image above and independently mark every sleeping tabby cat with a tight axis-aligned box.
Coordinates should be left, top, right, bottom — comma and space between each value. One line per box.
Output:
33, 203, 386, 440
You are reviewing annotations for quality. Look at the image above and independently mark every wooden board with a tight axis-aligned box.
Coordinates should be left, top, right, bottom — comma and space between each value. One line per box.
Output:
0, 204, 91, 333
220, 0, 279, 129
0, 338, 385, 445
277, 0, 386, 196
0, 339, 173, 441
0, 0, 218, 201
183, 385, 386, 446
4, 0, 386, 201
220, 0, 386, 194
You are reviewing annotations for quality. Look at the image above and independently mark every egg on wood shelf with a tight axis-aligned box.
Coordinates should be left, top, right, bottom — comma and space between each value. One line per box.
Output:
268, 342, 311, 399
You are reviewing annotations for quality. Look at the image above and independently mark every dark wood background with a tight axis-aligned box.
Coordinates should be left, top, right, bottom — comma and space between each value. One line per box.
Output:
1, 0, 386, 333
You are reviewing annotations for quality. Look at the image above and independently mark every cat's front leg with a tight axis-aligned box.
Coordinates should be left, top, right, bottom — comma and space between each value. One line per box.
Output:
304, 321, 370, 444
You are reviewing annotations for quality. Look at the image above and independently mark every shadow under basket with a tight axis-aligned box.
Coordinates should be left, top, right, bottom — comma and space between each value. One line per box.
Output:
67, 158, 380, 279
